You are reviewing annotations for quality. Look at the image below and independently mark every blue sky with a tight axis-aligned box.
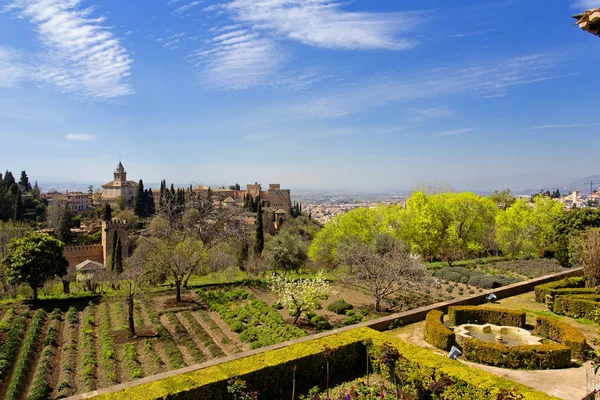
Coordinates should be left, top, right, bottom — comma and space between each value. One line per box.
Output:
1, 0, 600, 191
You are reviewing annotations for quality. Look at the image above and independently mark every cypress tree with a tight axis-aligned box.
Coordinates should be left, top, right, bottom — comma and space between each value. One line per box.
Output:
103, 203, 112, 222
159, 180, 166, 207
134, 179, 145, 217
145, 188, 156, 216
13, 187, 24, 221
111, 231, 123, 274
3, 171, 15, 188
254, 202, 264, 256
18, 171, 32, 192
57, 205, 73, 244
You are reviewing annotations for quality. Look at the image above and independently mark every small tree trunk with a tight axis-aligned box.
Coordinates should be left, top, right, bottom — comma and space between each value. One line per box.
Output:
33, 286, 38, 301
293, 311, 301, 325
62, 280, 71, 294
375, 297, 381, 312
127, 296, 135, 338
175, 280, 182, 302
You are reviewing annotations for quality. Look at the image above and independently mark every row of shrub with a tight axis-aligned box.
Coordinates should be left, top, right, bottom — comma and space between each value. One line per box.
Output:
423, 310, 455, 351
534, 277, 591, 303
6, 309, 47, 400
166, 313, 205, 364
433, 267, 520, 289
145, 303, 186, 369
100, 304, 118, 383
0, 308, 15, 331
181, 312, 225, 358
92, 327, 555, 400
81, 306, 98, 390
29, 309, 62, 400
461, 338, 570, 370
535, 316, 587, 359
58, 307, 78, 397
448, 306, 526, 328
0, 311, 28, 380
197, 311, 236, 349
123, 343, 143, 379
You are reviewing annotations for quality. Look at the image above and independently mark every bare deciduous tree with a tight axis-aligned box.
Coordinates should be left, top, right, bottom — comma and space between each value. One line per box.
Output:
338, 233, 430, 312
572, 228, 600, 287
120, 249, 152, 337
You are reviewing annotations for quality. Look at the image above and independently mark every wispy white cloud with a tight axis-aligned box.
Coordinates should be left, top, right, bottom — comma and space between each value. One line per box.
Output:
530, 122, 600, 129
191, 0, 422, 90
214, 0, 421, 51
291, 54, 564, 119
410, 107, 452, 118
65, 133, 96, 141
572, 0, 600, 9
435, 128, 474, 137
192, 30, 284, 90
451, 29, 495, 38
5, 0, 134, 99
174, 0, 203, 14
0, 47, 32, 88
124, 30, 134, 35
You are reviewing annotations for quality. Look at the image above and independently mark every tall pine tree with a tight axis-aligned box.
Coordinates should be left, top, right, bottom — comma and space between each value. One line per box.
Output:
254, 202, 264, 256
145, 188, 156, 216
134, 179, 145, 217
111, 231, 123, 274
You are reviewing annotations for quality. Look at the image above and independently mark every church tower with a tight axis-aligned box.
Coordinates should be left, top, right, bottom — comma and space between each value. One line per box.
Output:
113, 161, 127, 187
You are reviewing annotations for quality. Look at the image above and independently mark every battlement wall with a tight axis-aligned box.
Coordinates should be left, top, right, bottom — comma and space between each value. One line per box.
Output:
64, 244, 104, 267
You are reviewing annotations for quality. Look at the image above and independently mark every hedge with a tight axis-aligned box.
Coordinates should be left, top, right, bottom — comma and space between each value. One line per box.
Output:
448, 306, 526, 328
535, 316, 587, 359
91, 328, 558, 400
553, 295, 600, 320
534, 277, 590, 303
432, 267, 520, 289
424, 311, 455, 351
461, 338, 570, 369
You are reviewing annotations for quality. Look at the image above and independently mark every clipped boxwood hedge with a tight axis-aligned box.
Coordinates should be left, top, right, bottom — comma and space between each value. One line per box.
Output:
535, 316, 587, 359
553, 295, 600, 320
534, 277, 590, 303
448, 306, 526, 328
92, 328, 558, 400
461, 338, 570, 369
424, 310, 455, 351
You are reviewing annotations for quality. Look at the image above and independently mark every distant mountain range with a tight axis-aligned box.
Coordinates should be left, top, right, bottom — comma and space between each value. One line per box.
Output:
517, 175, 600, 196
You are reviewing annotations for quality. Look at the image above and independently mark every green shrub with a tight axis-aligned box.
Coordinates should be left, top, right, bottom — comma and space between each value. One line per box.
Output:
344, 314, 362, 326
0, 308, 15, 331
327, 299, 353, 315
448, 306, 526, 328
534, 277, 587, 303
67, 306, 78, 327
553, 295, 600, 320
30, 313, 61, 400
181, 312, 226, 359
535, 316, 587, 359
310, 315, 331, 331
424, 310, 455, 351
445, 287, 453, 293
462, 338, 570, 369
123, 343, 143, 379
166, 313, 205, 364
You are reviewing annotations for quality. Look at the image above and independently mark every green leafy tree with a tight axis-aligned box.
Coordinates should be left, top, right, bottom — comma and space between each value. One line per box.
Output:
255, 202, 264, 256
13, 187, 24, 222
490, 188, 516, 210
571, 228, 600, 287
531, 195, 564, 255
116, 195, 127, 211
18, 171, 32, 192
552, 208, 600, 267
103, 203, 112, 222
2, 232, 68, 301
264, 231, 307, 274
495, 199, 536, 257
57, 204, 74, 244
134, 179, 146, 217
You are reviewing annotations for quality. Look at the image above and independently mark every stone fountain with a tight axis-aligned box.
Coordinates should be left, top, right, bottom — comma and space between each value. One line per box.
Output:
455, 323, 543, 346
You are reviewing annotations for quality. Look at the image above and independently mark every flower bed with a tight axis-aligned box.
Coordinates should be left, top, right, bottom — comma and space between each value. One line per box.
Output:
448, 306, 526, 328
0, 311, 28, 380
423, 310, 454, 351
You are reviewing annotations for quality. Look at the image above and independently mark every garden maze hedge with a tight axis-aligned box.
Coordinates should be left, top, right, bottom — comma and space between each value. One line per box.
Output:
535, 316, 587, 359
424, 310, 455, 351
448, 306, 526, 328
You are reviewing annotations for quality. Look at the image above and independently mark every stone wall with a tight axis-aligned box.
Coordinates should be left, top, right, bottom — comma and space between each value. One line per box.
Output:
63, 244, 103, 267
65, 267, 583, 400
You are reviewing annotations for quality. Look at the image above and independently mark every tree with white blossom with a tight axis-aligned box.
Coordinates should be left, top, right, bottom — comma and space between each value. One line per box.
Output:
269, 271, 332, 324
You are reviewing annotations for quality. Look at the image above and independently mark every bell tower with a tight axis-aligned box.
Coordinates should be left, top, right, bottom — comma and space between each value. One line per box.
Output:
113, 161, 127, 187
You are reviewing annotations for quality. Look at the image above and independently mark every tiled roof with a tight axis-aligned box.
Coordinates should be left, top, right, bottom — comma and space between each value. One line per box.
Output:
574, 8, 600, 37
101, 181, 138, 188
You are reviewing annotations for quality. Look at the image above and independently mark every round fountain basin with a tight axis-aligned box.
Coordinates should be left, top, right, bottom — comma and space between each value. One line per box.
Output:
455, 323, 543, 346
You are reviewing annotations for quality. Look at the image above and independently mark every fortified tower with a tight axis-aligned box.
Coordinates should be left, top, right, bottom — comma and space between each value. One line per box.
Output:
101, 220, 129, 269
